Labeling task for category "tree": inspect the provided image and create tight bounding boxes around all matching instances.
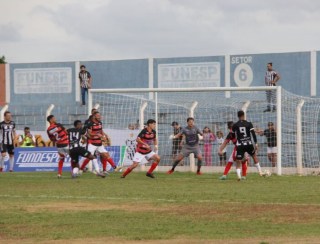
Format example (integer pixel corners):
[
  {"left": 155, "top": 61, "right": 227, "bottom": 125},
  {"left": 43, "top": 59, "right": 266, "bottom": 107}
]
[{"left": 0, "top": 55, "right": 6, "bottom": 64}]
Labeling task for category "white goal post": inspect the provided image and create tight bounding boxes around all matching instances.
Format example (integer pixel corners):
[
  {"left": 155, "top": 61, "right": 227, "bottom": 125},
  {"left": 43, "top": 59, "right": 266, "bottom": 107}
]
[{"left": 88, "top": 86, "right": 320, "bottom": 176}]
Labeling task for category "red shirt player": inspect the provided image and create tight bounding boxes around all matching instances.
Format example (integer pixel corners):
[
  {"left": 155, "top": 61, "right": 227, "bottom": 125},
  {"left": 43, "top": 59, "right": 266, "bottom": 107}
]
[
  {"left": 218, "top": 121, "right": 249, "bottom": 180},
  {"left": 80, "top": 111, "right": 117, "bottom": 177},
  {"left": 47, "top": 115, "right": 69, "bottom": 178},
  {"left": 121, "top": 119, "right": 161, "bottom": 179}
]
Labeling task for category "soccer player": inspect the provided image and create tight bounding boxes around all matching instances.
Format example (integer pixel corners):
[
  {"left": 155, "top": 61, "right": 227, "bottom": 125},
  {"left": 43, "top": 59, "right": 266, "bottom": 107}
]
[
  {"left": 80, "top": 111, "right": 115, "bottom": 175},
  {"left": 0, "top": 111, "right": 16, "bottom": 172},
  {"left": 257, "top": 122, "right": 277, "bottom": 169},
  {"left": 232, "top": 111, "right": 263, "bottom": 180},
  {"left": 47, "top": 115, "right": 69, "bottom": 178},
  {"left": 121, "top": 119, "right": 160, "bottom": 179},
  {"left": 67, "top": 120, "right": 101, "bottom": 178},
  {"left": 80, "top": 110, "right": 118, "bottom": 173},
  {"left": 218, "top": 121, "right": 248, "bottom": 180},
  {"left": 167, "top": 117, "right": 203, "bottom": 175}
]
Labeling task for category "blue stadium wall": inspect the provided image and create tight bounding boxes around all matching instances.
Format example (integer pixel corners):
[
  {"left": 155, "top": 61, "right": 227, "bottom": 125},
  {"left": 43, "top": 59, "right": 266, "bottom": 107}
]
[{"left": 7, "top": 51, "right": 320, "bottom": 106}]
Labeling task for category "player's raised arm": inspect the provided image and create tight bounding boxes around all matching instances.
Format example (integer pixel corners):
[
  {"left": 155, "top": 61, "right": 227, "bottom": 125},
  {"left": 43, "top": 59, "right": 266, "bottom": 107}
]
[{"left": 218, "top": 139, "right": 229, "bottom": 156}]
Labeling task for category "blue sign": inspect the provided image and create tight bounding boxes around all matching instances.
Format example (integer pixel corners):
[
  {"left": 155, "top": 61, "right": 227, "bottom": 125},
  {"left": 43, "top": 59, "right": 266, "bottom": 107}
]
[
  {"left": 11, "top": 146, "right": 123, "bottom": 172},
  {"left": 13, "top": 147, "right": 71, "bottom": 172}
]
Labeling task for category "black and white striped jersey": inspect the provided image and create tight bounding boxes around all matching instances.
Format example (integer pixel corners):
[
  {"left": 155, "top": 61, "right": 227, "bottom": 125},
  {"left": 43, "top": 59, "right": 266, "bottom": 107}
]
[
  {"left": 79, "top": 71, "right": 91, "bottom": 88},
  {"left": 0, "top": 121, "right": 16, "bottom": 145},
  {"left": 67, "top": 128, "right": 86, "bottom": 150},
  {"left": 265, "top": 70, "right": 279, "bottom": 86}
]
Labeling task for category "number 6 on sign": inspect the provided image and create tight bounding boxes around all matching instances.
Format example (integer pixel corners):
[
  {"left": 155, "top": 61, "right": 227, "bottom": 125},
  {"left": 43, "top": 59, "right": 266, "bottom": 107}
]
[{"left": 234, "top": 63, "right": 253, "bottom": 87}]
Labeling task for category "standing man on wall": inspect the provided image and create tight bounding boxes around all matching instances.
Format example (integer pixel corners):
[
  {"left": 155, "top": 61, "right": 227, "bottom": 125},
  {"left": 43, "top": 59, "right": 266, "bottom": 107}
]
[
  {"left": 79, "top": 65, "right": 92, "bottom": 106},
  {"left": 264, "top": 62, "right": 280, "bottom": 112}
]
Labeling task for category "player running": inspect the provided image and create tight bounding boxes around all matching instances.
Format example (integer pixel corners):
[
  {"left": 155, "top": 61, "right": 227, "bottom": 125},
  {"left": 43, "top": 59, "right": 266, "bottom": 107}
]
[
  {"left": 47, "top": 115, "right": 69, "bottom": 178},
  {"left": 167, "top": 117, "right": 203, "bottom": 175},
  {"left": 67, "top": 120, "right": 101, "bottom": 178},
  {"left": 0, "top": 111, "right": 16, "bottom": 172},
  {"left": 218, "top": 121, "right": 248, "bottom": 180},
  {"left": 232, "top": 111, "right": 264, "bottom": 181},
  {"left": 121, "top": 119, "right": 160, "bottom": 179}
]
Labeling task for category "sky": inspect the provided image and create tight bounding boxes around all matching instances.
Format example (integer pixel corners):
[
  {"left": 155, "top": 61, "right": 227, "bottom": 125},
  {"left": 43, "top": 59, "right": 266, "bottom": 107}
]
[{"left": 1, "top": 0, "right": 320, "bottom": 63}]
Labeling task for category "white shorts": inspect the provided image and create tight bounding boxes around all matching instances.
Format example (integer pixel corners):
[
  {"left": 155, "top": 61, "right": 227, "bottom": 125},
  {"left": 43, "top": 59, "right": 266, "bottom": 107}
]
[
  {"left": 57, "top": 146, "right": 69, "bottom": 156},
  {"left": 267, "top": 147, "right": 277, "bottom": 154},
  {"left": 133, "top": 151, "right": 155, "bottom": 164},
  {"left": 87, "top": 144, "right": 108, "bottom": 155}
]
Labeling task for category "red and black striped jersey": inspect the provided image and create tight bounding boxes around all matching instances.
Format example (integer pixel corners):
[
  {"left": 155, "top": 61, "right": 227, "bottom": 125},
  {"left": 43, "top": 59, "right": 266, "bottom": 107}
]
[
  {"left": 47, "top": 123, "right": 69, "bottom": 147},
  {"left": 87, "top": 121, "right": 103, "bottom": 146},
  {"left": 136, "top": 128, "right": 156, "bottom": 154},
  {"left": 225, "top": 130, "right": 237, "bottom": 145}
]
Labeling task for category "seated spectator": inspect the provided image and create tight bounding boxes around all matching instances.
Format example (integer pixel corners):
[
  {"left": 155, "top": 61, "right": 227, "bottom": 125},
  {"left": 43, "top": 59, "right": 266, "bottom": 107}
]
[
  {"left": 35, "top": 135, "right": 46, "bottom": 147},
  {"left": 19, "top": 127, "right": 36, "bottom": 147}
]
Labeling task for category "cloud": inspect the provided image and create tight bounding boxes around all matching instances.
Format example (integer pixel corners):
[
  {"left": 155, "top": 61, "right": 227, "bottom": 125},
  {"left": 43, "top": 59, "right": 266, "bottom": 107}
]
[
  {"left": 1, "top": 0, "right": 320, "bottom": 62},
  {"left": 0, "top": 23, "right": 21, "bottom": 42}
]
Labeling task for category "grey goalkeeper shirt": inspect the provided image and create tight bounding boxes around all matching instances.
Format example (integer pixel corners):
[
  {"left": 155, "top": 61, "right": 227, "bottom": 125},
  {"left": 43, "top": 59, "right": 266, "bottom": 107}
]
[{"left": 181, "top": 126, "right": 202, "bottom": 146}]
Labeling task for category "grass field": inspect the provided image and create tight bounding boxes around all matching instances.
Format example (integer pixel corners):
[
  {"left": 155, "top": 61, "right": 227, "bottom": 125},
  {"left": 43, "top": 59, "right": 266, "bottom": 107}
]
[{"left": 0, "top": 171, "right": 319, "bottom": 243}]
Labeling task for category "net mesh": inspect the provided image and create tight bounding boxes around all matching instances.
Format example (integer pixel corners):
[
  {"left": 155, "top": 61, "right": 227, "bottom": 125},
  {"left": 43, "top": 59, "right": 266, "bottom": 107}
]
[{"left": 90, "top": 88, "right": 320, "bottom": 171}]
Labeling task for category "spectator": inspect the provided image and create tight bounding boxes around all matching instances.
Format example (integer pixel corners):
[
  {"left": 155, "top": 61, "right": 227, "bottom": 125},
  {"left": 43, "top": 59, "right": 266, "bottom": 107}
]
[
  {"left": 79, "top": 65, "right": 92, "bottom": 106},
  {"left": 216, "top": 130, "right": 226, "bottom": 166},
  {"left": 264, "top": 62, "right": 280, "bottom": 112},
  {"left": 202, "top": 126, "right": 216, "bottom": 166},
  {"left": 19, "top": 127, "right": 36, "bottom": 147}
]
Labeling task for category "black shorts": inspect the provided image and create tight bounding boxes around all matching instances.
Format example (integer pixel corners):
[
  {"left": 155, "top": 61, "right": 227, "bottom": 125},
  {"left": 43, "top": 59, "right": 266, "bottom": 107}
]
[
  {"left": 1, "top": 144, "right": 14, "bottom": 155},
  {"left": 69, "top": 147, "right": 91, "bottom": 164},
  {"left": 236, "top": 145, "right": 255, "bottom": 160}
]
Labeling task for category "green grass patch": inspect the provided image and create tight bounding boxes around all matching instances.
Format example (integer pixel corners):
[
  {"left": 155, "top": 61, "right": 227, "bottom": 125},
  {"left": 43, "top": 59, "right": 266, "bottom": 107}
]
[{"left": 0, "top": 171, "right": 319, "bottom": 242}]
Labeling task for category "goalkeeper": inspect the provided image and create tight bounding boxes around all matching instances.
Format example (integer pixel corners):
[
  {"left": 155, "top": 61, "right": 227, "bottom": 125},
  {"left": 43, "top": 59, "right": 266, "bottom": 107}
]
[{"left": 167, "top": 117, "right": 203, "bottom": 175}]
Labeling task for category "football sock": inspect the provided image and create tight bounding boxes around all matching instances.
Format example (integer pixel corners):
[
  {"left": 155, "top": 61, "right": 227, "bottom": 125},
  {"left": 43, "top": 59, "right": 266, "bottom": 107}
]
[
  {"left": 58, "top": 158, "right": 64, "bottom": 175},
  {"left": 223, "top": 162, "right": 233, "bottom": 175},
  {"left": 80, "top": 158, "right": 90, "bottom": 170},
  {"left": 107, "top": 157, "right": 116, "bottom": 168},
  {"left": 255, "top": 162, "right": 262, "bottom": 174},
  {"left": 236, "top": 168, "right": 241, "bottom": 179},
  {"left": 101, "top": 158, "right": 107, "bottom": 171},
  {"left": 9, "top": 157, "right": 14, "bottom": 170},
  {"left": 148, "top": 162, "right": 158, "bottom": 174},
  {"left": 171, "top": 159, "right": 181, "bottom": 171},
  {"left": 92, "top": 159, "right": 100, "bottom": 173},
  {"left": 197, "top": 159, "right": 202, "bottom": 172},
  {"left": 122, "top": 168, "right": 132, "bottom": 177},
  {"left": 242, "top": 162, "right": 247, "bottom": 176}
]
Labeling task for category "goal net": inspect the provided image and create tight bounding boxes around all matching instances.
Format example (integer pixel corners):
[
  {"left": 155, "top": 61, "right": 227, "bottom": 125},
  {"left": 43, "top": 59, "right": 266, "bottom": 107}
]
[{"left": 88, "top": 87, "right": 320, "bottom": 175}]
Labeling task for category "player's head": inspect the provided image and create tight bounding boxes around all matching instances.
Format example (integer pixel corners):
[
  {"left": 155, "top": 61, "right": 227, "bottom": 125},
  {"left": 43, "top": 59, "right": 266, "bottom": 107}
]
[
  {"left": 4, "top": 111, "right": 11, "bottom": 121},
  {"left": 74, "top": 120, "right": 82, "bottom": 129},
  {"left": 93, "top": 111, "right": 101, "bottom": 121},
  {"left": 80, "top": 65, "right": 86, "bottom": 71},
  {"left": 171, "top": 121, "right": 179, "bottom": 129},
  {"left": 147, "top": 119, "right": 156, "bottom": 129},
  {"left": 227, "top": 121, "right": 234, "bottom": 129},
  {"left": 237, "top": 110, "right": 245, "bottom": 119},
  {"left": 47, "top": 115, "right": 55, "bottom": 124},
  {"left": 267, "top": 62, "right": 273, "bottom": 71},
  {"left": 91, "top": 108, "right": 98, "bottom": 115},
  {"left": 187, "top": 117, "right": 194, "bottom": 127}
]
